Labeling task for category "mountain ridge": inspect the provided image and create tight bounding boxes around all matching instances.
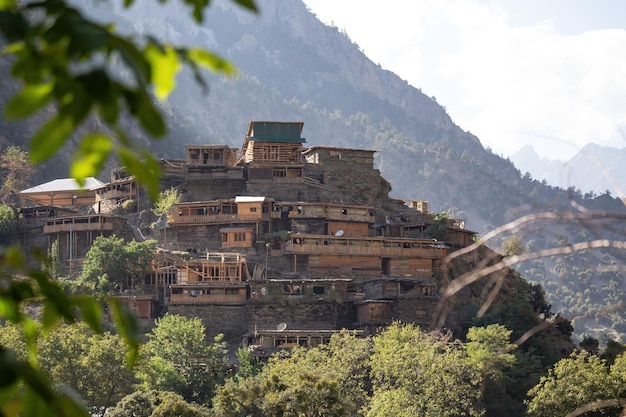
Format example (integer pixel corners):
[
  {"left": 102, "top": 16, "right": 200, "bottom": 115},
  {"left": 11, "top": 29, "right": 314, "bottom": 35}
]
[{"left": 511, "top": 143, "right": 626, "bottom": 196}]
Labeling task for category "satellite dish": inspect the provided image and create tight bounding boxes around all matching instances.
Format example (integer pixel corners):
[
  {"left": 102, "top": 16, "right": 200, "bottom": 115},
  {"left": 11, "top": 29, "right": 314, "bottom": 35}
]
[
  {"left": 335, "top": 230, "right": 344, "bottom": 237},
  {"left": 276, "top": 323, "right": 287, "bottom": 332}
]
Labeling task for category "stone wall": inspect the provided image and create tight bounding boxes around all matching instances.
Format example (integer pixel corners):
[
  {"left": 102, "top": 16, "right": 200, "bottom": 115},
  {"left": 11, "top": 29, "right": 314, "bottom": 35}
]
[
  {"left": 167, "top": 304, "right": 249, "bottom": 344},
  {"left": 248, "top": 300, "right": 354, "bottom": 331}
]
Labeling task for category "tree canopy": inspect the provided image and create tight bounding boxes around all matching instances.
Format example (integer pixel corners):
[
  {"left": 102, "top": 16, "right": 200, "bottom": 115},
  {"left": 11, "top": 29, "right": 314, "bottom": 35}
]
[
  {"left": 80, "top": 235, "right": 156, "bottom": 294},
  {"left": 137, "top": 314, "right": 229, "bottom": 405}
]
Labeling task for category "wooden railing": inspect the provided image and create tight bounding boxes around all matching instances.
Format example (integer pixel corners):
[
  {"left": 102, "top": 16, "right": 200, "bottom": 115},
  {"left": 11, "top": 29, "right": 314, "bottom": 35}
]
[
  {"left": 270, "top": 209, "right": 374, "bottom": 223},
  {"left": 283, "top": 235, "right": 448, "bottom": 258},
  {"left": 43, "top": 216, "right": 115, "bottom": 233},
  {"left": 170, "top": 213, "right": 270, "bottom": 225}
]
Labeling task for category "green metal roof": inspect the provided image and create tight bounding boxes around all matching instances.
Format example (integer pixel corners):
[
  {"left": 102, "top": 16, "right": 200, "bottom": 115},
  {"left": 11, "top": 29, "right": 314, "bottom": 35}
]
[{"left": 246, "top": 121, "right": 306, "bottom": 143}]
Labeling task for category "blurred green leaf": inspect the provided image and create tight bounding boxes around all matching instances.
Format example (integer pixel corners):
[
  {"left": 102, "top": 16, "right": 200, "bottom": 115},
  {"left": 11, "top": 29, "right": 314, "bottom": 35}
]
[
  {"left": 95, "top": 82, "right": 120, "bottom": 124},
  {"left": 146, "top": 44, "right": 181, "bottom": 100},
  {"left": 22, "top": 318, "right": 39, "bottom": 363},
  {"left": 73, "top": 296, "right": 103, "bottom": 334},
  {"left": 70, "top": 133, "right": 113, "bottom": 179},
  {"left": 29, "top": 115, "right": 75, "bottom": 163},
  {"left": 232, "top": 0, "right": 258, "bottom": 12},
  {"left": 109, "top": 35, "right": 151, "bottom": 88},
  {"left": 4, "top": 246, "right": 25, "bottom": 269},
  {"left": 0, "top": 10, "right": 28, "bottom": 42},
  {"left": 0, "top": 299, "right": 20, "bottom": 323},
  {"left": 117, "top": 147, "right": 162, "bottom": 201},
  {"left": 0, "top": 348, "right": 20, "bottom": 389},
  {"left": 188, "top": 48, "right": 237, "bottom": 74},
  {"left": 30, "top": 270, "right": 74, "bottom": 327},
  {"left": 5, "top": 83, "right": 54, "bottom": 120},
  {"left": 108, "top": 298, "right": 140, "bottom": 366},
  {"left": 135, "top": 91, "right": 166, "bottom": 136},
  {"left": 56, "top": 14, "right": 109, "bottom": 57}
]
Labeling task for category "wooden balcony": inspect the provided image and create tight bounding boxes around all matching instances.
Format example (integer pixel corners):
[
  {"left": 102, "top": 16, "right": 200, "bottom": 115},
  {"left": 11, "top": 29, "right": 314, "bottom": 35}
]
[
  {"left": 283, "top": 234, "right": 449, "bottom": 258},
  {"left": 270, "top": 203, "right": 375, "bottom": 223},
  {"left": 170, "top": 212, "right": 270, "bottom": 225},
  {"left": 43, "top": 215, "right": 115, "bottom": 233}
]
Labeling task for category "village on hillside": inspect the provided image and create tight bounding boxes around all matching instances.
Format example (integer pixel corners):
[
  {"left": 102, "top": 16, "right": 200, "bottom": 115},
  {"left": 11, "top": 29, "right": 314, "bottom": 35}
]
[{"left": 18, "top": 121, "right": 479, "bottom": 353}]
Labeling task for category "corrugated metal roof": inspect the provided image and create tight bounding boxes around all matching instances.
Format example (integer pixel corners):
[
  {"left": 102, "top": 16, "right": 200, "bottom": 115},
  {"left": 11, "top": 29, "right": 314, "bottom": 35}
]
[
  {"left": 235, "top": 196, "right": 266, "bottom": 203},
  {"left": 20, "top": 177, "right": 104, "bottom": 194}
]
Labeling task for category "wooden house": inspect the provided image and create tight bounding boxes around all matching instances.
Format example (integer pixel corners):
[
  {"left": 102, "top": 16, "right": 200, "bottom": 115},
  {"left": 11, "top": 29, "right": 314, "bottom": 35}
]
[
  {"left": 93, "top": 176, "right": 139, "bottom": 214},
  {"left": 302, "top": 146, "right": 376, "bottom": 169},
  {"left": 169, "top": 253, "right": 250, "bottom": 305},
  {"left": 220, "top": 227, "right": 254, "bottom": 248},
  {"left": 186, "top": 145, "right": 235, "bottom": 167},
  {"left": 238, "top": 121, "right": 306, "bottom": 182},
  {"left": 281, "top": 234, "right": 447, "bottom": 276},
  {"left": 114, "top": 295, "right": 159, "bottom": 319},
  {"left": 249, "top": 278, "right": 351, "bottom": 302},
  {"left": 20, "top": 177, "right": 104, "bottom": 209},
  {"left": 270, "top": 201, "right": 375, "bottom": 236},
  {"left": 43, "top": 214, "right": 126, "bottom": 259},
  {"left": 247, "top": 329, "right": 363, "bottom": 357},
  {"left": 171, "top": 197, "right": 272, "bottom": 225}
]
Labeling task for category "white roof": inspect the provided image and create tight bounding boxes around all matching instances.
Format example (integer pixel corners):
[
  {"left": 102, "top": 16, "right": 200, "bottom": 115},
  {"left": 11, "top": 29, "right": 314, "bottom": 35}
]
[
  {"left": 234, "top": 196, "right": 266, "bottom": 203},
  {"left": 20, "top": 177, "right": 105, "bottom": 194}
]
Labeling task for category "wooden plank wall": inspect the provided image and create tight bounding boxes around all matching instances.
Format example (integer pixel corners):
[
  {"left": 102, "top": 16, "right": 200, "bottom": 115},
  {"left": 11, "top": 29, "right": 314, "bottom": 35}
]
[
  {"left": 388, "top": 258, "right": 433, "bottom": 277},
  {"left": 309, "top": 254, "right": 381, "bottom": 274}
]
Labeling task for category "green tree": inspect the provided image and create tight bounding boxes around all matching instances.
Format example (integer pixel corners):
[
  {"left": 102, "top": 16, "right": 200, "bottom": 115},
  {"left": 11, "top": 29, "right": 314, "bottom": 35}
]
[
  {"left": 213, "top": 330, "right": 371, "bottom": 417},
  {"left": 366, "top": 322, "right": 483, "bottom": 417},
  {"left": 137, "top": 314, "right": 228, "bottom": 405},
  {"left": 500, "top": 235, "right": 527, "bottom": 257},
  {"left": 526, "top": 350, "right": 620, "bottom": 417},
  {"left": 1, "top": 322, "right": 136, "bottom": 416},
  {"left": 466, "top": 324, "right": 516, "bottom": 394},
  {"left": 233, "top": 347, "right": 262, "bottom": 380},
  {"left": 0, "top": 146, "right": 34, "bottom": 203},
  {"left": 106, "top": 390, "right": 213, "bottom": 417},
  {"left": 41, "top": 240, "right": 64, "bottom": 280},
  {"left": 38, "top": 324, "right": 137, "bottom": 416},
  {"left": 152, "top": 187, "right": 181, "bottom": 218},
  {"left": 81, "top": 235, "right": 156, "bottom": 293},
  {"left": 0, "top": 204, "right": 18, "bottom": 245}
]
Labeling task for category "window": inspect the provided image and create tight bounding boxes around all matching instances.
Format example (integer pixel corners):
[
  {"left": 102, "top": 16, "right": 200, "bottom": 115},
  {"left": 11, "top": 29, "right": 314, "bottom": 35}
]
[
  {"left": 421, "top": 286, "right": 435, "bottom": 296},
  {"left": 222, "top": 234, "right": 228, "bottom": 242},
  {"left": 313, "top": 286, "right": 325, "bottom": 295},
  {"left": 250, "top": 207, "right": 257, "bottom": 212},
  {"left": 234, "top": 232, "right": 246, "bottom": 241},
  {"left": 273, "top": 168, "right": 286, "bottom": 178}
]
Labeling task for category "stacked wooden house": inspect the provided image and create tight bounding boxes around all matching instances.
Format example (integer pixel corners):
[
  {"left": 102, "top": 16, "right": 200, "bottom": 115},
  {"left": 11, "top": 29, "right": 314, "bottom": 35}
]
[{"left": 19, "top": 121, "right": 477, "bottom": 352}]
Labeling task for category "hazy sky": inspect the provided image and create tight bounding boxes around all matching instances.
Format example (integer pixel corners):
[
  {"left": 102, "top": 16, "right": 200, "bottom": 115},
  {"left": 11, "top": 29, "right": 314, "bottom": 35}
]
[{"left": 302, "top": 0, "right": 626, "bottom": 160}]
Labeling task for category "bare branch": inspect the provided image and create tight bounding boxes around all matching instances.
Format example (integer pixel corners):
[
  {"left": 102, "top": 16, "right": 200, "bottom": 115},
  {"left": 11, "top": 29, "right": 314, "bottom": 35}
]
[{"left": 564, "top": 398, "right": 626, "bottom": 417}]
